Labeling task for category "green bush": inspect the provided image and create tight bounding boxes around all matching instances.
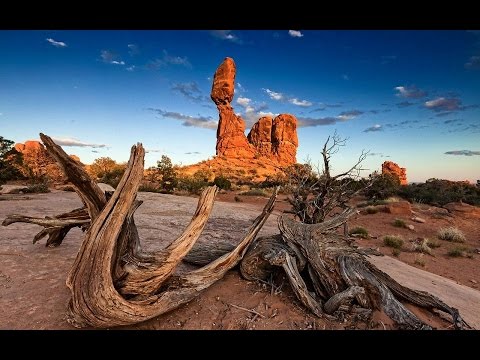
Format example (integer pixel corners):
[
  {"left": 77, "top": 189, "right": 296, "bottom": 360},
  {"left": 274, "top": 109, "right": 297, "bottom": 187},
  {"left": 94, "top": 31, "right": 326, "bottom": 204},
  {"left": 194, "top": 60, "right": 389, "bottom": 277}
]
[
  {"left": 398, "top": 178, "right": 480, "bottom": 207},
  {"left": 240, "top": 188, "right": 269, "bottom": 197},
  {"left": 447, "top": 246, "right": 467, "bottom": 257},
  {"left": 349, "top": 226, "right": 369, "bottom": 238},
  {"left": 213, "top": 176, "right": 231, "bottom": 190},
  {"left": 392, "top": 219, "right": 407, "bottom": 228},
  {"left": 365, "top": 173, "right": 401, "bottom": 200},
  {"left": 177, "top": 175, "right": 208, "bottom": 195},
  {"left": 383, "top": 235, "right": 404, "bottom": 249},
  {"left": 392, "top": 248, "right": 401, "bottom": 257},
  {"left": 22, "top": 183, "right": 50, "bottom": 194},
  {"left": 437, "top": 227, "right": 466, "bottom": 243}
]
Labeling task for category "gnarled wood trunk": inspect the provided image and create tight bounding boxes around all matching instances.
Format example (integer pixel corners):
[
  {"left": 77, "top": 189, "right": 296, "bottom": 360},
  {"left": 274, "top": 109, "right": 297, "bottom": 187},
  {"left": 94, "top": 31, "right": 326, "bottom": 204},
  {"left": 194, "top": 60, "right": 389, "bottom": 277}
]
[{"left": 3, "top": 133, "right": 277, "bottom": 328}]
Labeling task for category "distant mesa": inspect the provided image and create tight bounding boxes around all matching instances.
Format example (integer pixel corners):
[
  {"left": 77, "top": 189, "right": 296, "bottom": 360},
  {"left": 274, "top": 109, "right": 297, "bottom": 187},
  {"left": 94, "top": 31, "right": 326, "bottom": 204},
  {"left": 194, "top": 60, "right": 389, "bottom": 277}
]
[
  {"left": 382, "top": 161, "right": 407, "bottom": 185},
  {"left": 14, "top": 140, "right": 82, "bottom": 164},
  {"left": 211, "top": 57, "right": 298, "bottom": 166}
]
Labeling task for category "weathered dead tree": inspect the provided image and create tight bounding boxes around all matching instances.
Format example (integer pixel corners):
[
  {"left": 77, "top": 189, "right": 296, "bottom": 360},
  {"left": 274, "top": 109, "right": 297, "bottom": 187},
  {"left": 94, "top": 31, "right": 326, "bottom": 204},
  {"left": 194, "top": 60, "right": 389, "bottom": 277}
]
[
  {"left": 186, "top": 210, "right": 467, "bottom": 329},
  {"left": 3, "top": 133, "right": 276, "bottom": 328},
  {"left": 3, "top": 134, "right": 468, "bottom": 330}
]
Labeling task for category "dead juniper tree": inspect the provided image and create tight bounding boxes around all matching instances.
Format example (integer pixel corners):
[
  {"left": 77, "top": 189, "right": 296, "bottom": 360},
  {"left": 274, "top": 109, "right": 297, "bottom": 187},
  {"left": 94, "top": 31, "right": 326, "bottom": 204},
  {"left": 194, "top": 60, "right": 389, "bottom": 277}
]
[
  {"left": 284, "top": 132, "right": 371, "bottom": 240},
  {"left": 3, "top": 134, "right": 467, "bottom": 329}
]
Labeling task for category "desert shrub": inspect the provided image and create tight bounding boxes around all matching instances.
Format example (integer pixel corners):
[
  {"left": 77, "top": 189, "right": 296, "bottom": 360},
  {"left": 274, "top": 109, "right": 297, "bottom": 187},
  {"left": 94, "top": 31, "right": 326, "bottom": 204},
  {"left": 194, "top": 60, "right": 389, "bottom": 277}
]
[
  {"left": 22, "top": 182, "right": 50, "bottom": 193},
  {"left": 0, "top": 137, "right": 26, "bottom": 185},
  {"left": 260, "top": 173, "right": 287, "bottom": 188},
  {"left": 411, "top": 238, "right": 432, "bottom": 255},
  {"left": 447, "top": 246, "right": 467, "bottom": 257},
  {"left": 392, "top": 249, "right": 401, "bottom": 257},
  {"left": 398, "top": 178, "right": 480, "bottom": 207},
  {"left": 393, "top": 219, "right": 407, "bottom": 228},
  {"left": 349, "top": 226, "right": 369, "bottom": 238},
  {"left": 383, "top": 235, "right": 404, "bottom": 249},
  {"left": 437, "top": 227, "right": 466, "bottom": 243},
  {"left": 240, "top": 188, "right": 269, "bottom": 197},
  {"left": 177, "top": 175, "right": 208, "bottom": 195},
  {"left": 414, "top": 255, "right": 426, "bottom": 267},
  {"left": 364, "top": 173, "right": 401, "bottom": 200},
  {"left": 234, "top": 195, "right": 242, "bottom": 202},
  {"left": 426, "top": 239, "right": 441, "bottom": 249},
  {"left": 365, "top": 206, "right": 379, "bottom": 214},
  {"left": 213, "top": 176, "right": 231, "bottom": 190},
  {"left": 138, "top": 184, "right": 162, "bottom": 193}
]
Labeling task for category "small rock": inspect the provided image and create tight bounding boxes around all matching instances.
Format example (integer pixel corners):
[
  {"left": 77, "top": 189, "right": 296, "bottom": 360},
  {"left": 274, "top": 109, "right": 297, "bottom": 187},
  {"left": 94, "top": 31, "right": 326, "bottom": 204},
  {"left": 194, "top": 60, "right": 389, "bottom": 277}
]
[
  {"left": 471, "top": 279, "right": 477, "bottom": 284},
  {"left": 407, "top": 224, "right": 415, "bottom": 231},
  {"left": 411, "top": 216, "right": 426, "bottom": 223},
  {"left": 216, "top": 296, "right": 220, "bottom": 301}
]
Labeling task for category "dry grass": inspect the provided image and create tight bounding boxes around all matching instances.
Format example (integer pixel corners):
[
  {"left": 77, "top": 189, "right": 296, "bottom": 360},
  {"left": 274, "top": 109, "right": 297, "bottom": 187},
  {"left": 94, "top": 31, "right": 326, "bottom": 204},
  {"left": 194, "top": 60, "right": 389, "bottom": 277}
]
[
  {"left": 383, "top": 235, "right": 404, "bottom": 249},
  {"left": 349, "top": 226, "right": 369, "bottom": 239},
  {"left": 414, "top": 254, "right": 426, "bottom": 267},
  {"left": 365, "top": 206, "right": 379, "bottom": 214},
  {"left": 437, "top": 227, "right": 466, "bottom": 243},
  {"left": 393, "top": 219, "right": 407, "bottom": 228},
  {"left": 411, "top": 238, "right": 432, "bottom": 255}
]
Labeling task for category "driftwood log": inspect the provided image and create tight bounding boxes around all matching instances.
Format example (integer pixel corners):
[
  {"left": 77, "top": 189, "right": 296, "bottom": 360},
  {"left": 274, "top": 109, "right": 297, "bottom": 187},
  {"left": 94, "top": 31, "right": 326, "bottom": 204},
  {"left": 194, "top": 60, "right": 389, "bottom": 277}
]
[{"left": 2, "top": 134, "right": 467, "bottom": 330}]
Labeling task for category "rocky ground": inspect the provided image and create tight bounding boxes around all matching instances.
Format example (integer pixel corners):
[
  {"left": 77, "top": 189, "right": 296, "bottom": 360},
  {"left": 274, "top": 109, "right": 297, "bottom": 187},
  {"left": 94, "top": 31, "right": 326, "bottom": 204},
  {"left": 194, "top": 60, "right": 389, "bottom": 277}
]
[{"left": 0, "top": 188, "right": 479, "bottom": 330}]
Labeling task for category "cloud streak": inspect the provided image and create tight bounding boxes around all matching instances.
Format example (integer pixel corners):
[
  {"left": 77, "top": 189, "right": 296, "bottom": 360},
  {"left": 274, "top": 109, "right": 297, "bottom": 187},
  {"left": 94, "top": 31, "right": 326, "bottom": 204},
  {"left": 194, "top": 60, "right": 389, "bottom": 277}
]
[
  {"left": 148, "top": 108, "right": 217, "bottom": 129},
  {"left": 288, "top": 30, "right": 304, "bottom": 38},
  {"left": 263, "top": 88, "right": 312, "bottom": 107},
  {"left": 147, "top": 50, "right": 191, "bottom": 69},
  {"left": 444, "top": 150, "right": 480, "bottom": 156},
  {"left": 363, "top": 124, "right": 383, "bottom": 132},
  {"left": 394, "top": 85, "right": 427, "bottom": 99},
  {"left": 337, "top": 110, "right": 363, "bottom": 121},
  {"left": 424, "top": 97, "right": 462, "bottom": 112},
  {"left": 50, "top": 137, "right": 106, "bottom": 148},
  {"left": 100, "top": 50, "right": 125, "bottom": 65},
  {"left": 465, "top": 55, "right": 480, "bottom": 69},
  {"left": 210, "top": 30, "right": 242, "bottom": 44},
  {"left": 46, "top": 38, "right": 67, "bottom": 48},
  {"left": 171, "top": 82, "right": 208, "bottom": 103}
]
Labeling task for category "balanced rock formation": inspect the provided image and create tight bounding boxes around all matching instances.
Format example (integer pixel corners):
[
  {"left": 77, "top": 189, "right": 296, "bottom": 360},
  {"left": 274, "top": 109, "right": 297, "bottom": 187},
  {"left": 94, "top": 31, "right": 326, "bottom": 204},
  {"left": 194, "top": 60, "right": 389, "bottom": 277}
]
[
  {"left": 382, "top": 161, "right": 407, "bottom": 185},
  {"left": 211, "top": 58, "right": 255, "bottom": 159},
  {"left": 211, "top": 57, "right": 298, "bottom": 166}
]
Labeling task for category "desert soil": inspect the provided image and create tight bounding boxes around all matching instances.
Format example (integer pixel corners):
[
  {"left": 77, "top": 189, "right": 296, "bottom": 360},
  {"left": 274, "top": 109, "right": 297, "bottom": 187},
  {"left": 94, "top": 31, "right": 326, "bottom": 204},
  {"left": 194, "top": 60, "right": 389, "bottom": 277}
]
[{"left": 0, "top": 189, "right": 479, "bottom": 330}]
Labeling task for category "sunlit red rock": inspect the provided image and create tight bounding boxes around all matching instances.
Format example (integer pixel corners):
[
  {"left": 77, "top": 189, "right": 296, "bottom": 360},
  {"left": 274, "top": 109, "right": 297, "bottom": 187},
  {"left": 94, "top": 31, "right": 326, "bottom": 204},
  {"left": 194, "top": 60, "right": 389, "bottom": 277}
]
[{"left": 382, "top": 161, "right": 407, "bottom": 185}]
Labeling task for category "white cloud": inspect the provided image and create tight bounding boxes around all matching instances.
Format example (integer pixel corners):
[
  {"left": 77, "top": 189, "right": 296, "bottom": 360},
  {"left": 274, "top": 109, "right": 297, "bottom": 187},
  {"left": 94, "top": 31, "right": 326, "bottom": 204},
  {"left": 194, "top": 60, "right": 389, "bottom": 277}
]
[
  {"left": 50, "top": 137, "right": 106, "bottom": 148},
  {"left": 394, "top": 85, "right": 426, "bottom": 99},
  {"left": 100, "top": 50, "right": 125, "bottom": 65},
  {"left": 46, "top": 38, "right": 67, "bottom": 48},
  {"left": 342, "top": 74, "right": 349, "bottom": 80},
  {"left": 126, "top": 65, "right": 136, "bottom": 72},
  {"left": 289, "top": 98, "right": 313, "bottom": 107},
  {"left": 210, "top": 30, "right": 242, "bottom": 44},
  {"left": 425, "top": 97, "right": 462, "bottom": 111},
  {"left": 236, "top": 97, "right": 251, "bottom": 108},
  {"left": 263, "top": 88, "right": 284, "bottom": 101},
  {"left": 288, "top": 30, "right": 304, "bottom": 38}
]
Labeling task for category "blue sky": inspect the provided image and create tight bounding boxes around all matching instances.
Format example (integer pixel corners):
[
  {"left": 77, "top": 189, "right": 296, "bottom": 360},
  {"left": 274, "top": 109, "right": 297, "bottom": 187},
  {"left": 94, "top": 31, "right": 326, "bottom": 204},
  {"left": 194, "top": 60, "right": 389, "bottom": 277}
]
[{"left": 0, "top": 30, "right": 479, "bottom": 182}]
